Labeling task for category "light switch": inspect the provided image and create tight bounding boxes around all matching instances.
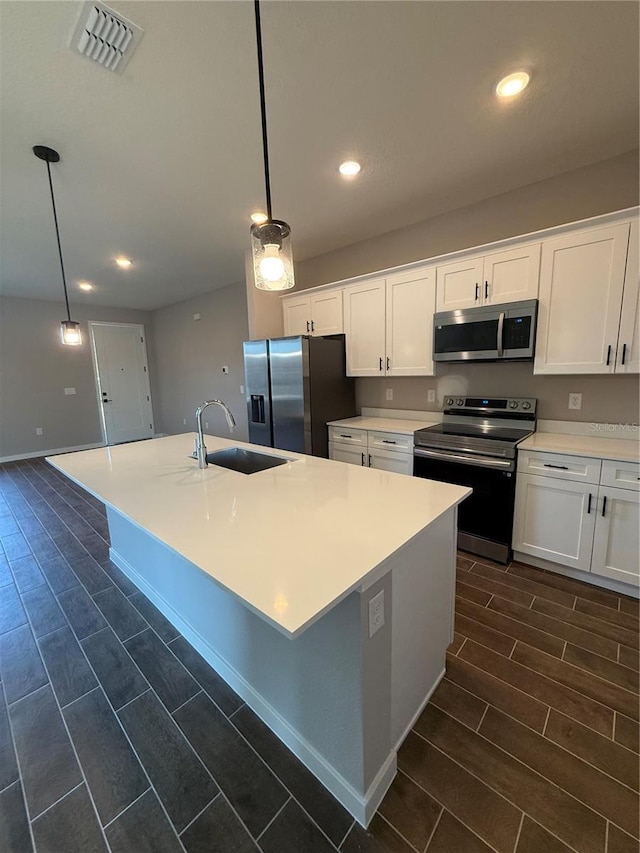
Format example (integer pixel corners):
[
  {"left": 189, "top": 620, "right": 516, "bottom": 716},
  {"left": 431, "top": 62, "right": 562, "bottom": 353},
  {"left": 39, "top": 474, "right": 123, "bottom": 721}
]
[{"left": 64, "top": 387, "right": 76, "bottom": 395}]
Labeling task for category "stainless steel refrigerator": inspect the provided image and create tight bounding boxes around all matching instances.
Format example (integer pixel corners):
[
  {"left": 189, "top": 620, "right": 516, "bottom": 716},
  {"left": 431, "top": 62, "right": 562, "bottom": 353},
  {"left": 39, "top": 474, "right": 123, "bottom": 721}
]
[{"left": 243, "top": 335, "right": 356, "bottom": 458}]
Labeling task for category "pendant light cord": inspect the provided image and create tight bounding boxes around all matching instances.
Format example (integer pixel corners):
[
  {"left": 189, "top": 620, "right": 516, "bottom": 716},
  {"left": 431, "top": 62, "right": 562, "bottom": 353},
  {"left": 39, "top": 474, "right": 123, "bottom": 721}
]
[
  {"left": 44, "top": 158, "right": 72, "bottom": 323},
  {"left": 254, "top": 0, "right": 273, "bottom": 222}
]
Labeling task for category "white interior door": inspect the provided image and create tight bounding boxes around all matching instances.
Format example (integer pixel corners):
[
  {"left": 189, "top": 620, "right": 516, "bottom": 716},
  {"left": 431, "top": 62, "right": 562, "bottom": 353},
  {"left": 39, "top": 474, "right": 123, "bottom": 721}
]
[{"left": 90, "top": 322, "right": 154, "bottom": 445}]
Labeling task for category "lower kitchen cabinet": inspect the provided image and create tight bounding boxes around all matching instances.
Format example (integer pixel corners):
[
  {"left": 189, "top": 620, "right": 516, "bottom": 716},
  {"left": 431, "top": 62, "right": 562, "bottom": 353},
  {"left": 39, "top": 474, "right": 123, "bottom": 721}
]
[
  {"left": 591, "top": 486, "right": 640, "bottom": 586},
  {"left": 513, "top": 452, "right": 639, "bottom": 588},
  {"left": 328, "top": 426, "right": 414, "bottom": 475}
]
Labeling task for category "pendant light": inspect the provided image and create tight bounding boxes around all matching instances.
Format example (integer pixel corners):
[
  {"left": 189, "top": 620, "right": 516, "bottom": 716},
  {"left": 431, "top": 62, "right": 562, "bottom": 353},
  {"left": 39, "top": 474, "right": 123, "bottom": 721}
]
[
  {"left": 250, "top": 0, "right": 295, "bottom": 291},
  {"left": 33, "top": 145, "right": 82, "bottom": 346}
]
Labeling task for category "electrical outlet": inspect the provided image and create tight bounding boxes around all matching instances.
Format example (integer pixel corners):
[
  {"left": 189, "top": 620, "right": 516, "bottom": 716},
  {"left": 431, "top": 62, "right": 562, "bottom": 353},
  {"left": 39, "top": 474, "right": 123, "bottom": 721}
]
[
  {"left": 64, "top": 387, "right": 76, "bottom": 396},
  {"left": 204, "top": 421, "right": 209, "bottom": 430},
  {"left": 222, "top": 366, "right": 229, "bottom": 374},
  {"left": 427, "top": 390, "right": 436, "bottom": 404},
  {"left": 35, "top": 427, "right": 43, "bottom": 436},
  {"left": 385, "top": 388, "right": 393, "bottom": 401},
  {"left": 240, "top": 385, "right": 245, "bottom": 395},
  {"left": 183, "top": 418, "right": 187, "bottom": 426},
  {"left": 568, "top": 392, "right": 582, "bottom": 410},
  {"left": 193, "top": 313, "right": 201, "bottom": 321},
  {"left": 369, "top": 590, "right": 385, "bottom": 637}
]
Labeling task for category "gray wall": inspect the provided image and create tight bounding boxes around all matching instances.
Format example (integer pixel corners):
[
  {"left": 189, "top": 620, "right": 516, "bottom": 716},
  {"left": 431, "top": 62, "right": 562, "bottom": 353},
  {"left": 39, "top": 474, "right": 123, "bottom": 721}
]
[
  {"left": 151, "top": 281, "right": 249, "bottom": 441},
  {"left": 294, "top": 151, "right": 640, "bottom": 425},
  {"left": 0, "top": 296, "right": 157, "bottom": 459}
]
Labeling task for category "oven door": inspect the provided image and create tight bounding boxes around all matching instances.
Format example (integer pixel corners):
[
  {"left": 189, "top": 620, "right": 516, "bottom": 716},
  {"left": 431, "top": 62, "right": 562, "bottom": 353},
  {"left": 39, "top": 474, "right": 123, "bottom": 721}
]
[{"left": 414, "top": 447, "right": 516, "bottom": 562}]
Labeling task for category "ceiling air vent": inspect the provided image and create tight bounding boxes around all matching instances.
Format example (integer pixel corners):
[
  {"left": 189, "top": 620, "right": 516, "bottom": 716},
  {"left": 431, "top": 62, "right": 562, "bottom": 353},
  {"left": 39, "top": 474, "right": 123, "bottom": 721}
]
[{"left": 71, "top": 1, "right": 143, "bottom": 73}]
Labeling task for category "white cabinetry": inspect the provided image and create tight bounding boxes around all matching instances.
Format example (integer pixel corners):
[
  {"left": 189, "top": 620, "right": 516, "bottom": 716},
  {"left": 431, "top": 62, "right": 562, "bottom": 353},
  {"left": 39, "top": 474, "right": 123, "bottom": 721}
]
[
  {"left": 616, "top": 220, "right": 639, "bottom": 374},
  {"left": 282, "top": 289, "right": 343, "bottom": 337},
  {"left": 436, "top": 244, "right": 540, "bottom": 312},
  {"left": 534, "top": 223, "right": 632, "bottom": 374},
  {"left": 514, "top": 453, "right": 639, "bottom": 588},
  {"left": 328, "top": 426, "right": 414, "bottom": 476},
  {"left": 343, "top": 267, "right": 435, "bottom": 377}
]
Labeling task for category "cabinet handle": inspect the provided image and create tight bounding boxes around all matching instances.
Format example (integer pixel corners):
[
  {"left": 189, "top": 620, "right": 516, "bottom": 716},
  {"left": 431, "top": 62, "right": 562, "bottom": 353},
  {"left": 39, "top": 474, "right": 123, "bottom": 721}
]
[
  {"left": 368, "top": 454, "right": 372, "bottom": 467},
  {"left": 587, "top": 493, "right": 592, "bottom": 514},
  {"left": 379, "top": 357, "right": 383, "bottom": 371},
  {"left": 601, "top": 495, "right": 607, "bottom": 517},
  {"left": 475, "top": 283, "right": 480, "bottom": 301},
  {"left": 339, "top": 434, "right": 352, "bottom": 439},
  {"left": 621, "top": 343, "right": 627, "bottom": 365},
  {"left": 386, "top": 356, "right": 390, "bottom": 371},
  {"left": 484, "top": 281, "right": 489, "bottom": 299},
  {"left": 606, "top": 344, "right": 612, "bottom": 366},
  {"left": 382, "top": 440, "right": 397, "bottom": 444},
  {"left": 543, "top": 463, "right": 569, "bottom": 470},
  {"left": 306, "top": 321, "right": 310, "bottom": 333},
  {"left": 361, "top": 452, "right": 365, "bottom": 466},
  {"left": 311, "top": 320, "right": 315, "bottom": 333}
]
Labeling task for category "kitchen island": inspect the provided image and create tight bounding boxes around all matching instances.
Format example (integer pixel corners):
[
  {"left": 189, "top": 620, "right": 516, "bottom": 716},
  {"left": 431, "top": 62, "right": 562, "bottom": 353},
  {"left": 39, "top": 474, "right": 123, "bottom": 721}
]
[{"left": 48, "top": 433, "right": 470, "bottom": 826}]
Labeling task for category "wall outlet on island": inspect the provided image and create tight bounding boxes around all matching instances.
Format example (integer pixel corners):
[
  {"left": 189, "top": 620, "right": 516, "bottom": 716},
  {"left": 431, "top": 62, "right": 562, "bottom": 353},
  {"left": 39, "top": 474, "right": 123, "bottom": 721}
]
[
  {"left": 369, "top": 590, "right": 385, "bottom": 638},
  {"left": 35, "top": 428, "right": 43, "bottom": 436},
  {"left": 568, "top": 392, "right": 583, "bottom": 410},
  {"left": 183, "top": 418, "right": 187, "bottom": 426},
  {"left": 385, "top": 388, "right": 393, "bottom": 401},
  {"left": 427, "top": 390, "right": 436, "bottom": 404}
]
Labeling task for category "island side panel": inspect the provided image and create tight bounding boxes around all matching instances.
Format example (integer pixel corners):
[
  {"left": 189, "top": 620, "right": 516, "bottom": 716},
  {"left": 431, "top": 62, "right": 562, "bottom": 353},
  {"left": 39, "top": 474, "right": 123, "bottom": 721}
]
[
  {"left": 106, "top": 507, "right": 395, "bottom": 823},
  {"left": 390, "top": 508, "right": 456, "bottom": 748}
]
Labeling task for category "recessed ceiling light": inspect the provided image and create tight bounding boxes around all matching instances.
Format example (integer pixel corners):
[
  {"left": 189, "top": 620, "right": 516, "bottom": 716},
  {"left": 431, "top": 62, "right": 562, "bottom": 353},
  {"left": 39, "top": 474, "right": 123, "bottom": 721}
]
[
  {"left": 339, "top": 161, "right": 361, "bottom": 177},
  {"left": 496, "top": 71, "right": 530, "bottom": 98},
  {"left": 251, "top": 212, "right": 268, "bottom": 224},
  {"left": 78, "top": 282, "right": 93, "bottom": 291},
  {"left": 115, "top": 256, "right": 132, "bottom": 268}
]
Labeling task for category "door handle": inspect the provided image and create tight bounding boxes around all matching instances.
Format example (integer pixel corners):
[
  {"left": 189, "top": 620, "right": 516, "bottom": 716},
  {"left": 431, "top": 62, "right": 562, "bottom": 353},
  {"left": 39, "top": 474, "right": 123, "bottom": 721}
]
[
  {"left": 368, "top": 454, "right": 372, "bottom": 467},
  {"left": 311, "top": 320, "right": 315, "bottom": 333},
  {"left": 475, "top": 283, "right": 480, "bottom": 301},
  {"left": 497, "top": 312, "right": 505, "bottom": 357},
  {"left": 587, "top": 493, "right": 592, "bottom": 514},
  {"left": 386, "top": 356, "right": 390, "bottom": 371},
  {"left": 606, "top": 344, "right": 612, "bottom": 366},
  {"left": 361, "top": 452, "right": 365, "bottom": 466},
  {"left": 602, "top": 495, "right": 607, "bottom": 517},
  {"left": 621, "top": 343, "right": 627, "bottom": 365},
  {"left": 379, "top": 357, "right": 383, "bottom": 372},
  {"left": 484, "top": 281, "right": 489, "bottom": 299},
  {"left": 306, "top": 321, "right": 310, "bottom": 333}
]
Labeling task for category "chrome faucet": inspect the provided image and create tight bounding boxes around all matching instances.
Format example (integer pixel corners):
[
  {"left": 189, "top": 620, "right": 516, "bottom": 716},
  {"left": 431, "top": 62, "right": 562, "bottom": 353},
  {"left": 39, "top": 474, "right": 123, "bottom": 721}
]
[{"left": 194, "top": 400, "right": 236, "bottom": 468}]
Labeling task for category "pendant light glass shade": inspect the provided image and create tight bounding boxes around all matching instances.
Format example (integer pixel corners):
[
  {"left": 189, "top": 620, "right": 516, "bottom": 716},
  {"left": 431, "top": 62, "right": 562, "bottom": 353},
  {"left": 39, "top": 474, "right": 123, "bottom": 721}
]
[
  {"left": 60, "top": 320, "right": 82, "bottom": 346},
  {"left": 250, "top": 220, "right": 294, "bottom": 291}
]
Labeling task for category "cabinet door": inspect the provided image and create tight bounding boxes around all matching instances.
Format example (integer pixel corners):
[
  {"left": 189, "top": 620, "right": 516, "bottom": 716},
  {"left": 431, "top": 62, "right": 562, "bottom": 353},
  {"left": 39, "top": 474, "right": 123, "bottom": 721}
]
[
  {"left": 283, "top": 295, "right": 311, "bottom": 336},
  {"left": 591, "top": 487, "right": 640, "bottom": 587},
  {"left": 436, "top": 256, "right": 484, "bottom": 312},
  {"left": 513, "top": 474, "right": 597, "bottom": 571},
  {"left": 534, "top": 224, "right": 630, "bottom": 375},
  {"left": 616, "top": 220, "right": 639, "bottom": 374},
  {"left": 343, "top": 279, "right": 386, "bottom": 376},
  {"left": 368, "top": 449, "right": 413, "bottom": 476},
  {"left": 386, "top": 267, "right": 435, "bottom": 376},
  {"left": 482, "top": 243, "right": 540, "bottom": 305},
  {"left": 310, "top": 290, "right": 343, "bottom": 336},
  {"left": 329, "top": 441, "right": 365, "bottom": 467}
]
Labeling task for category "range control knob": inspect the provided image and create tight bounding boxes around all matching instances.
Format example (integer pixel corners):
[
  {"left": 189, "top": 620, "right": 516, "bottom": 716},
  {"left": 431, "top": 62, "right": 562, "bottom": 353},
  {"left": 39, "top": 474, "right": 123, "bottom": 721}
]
[
  {"left": 509, "top": 401, "right": 519, "bottom": 409},
  {"left": 456, "top": 398, "right": 464, "bottom": 406},
  {"left": 445, "top": 397, "right": 454, "bottom": 406},
  {"left": 522, "top": 401, "right": 531, "bottom": 410}
]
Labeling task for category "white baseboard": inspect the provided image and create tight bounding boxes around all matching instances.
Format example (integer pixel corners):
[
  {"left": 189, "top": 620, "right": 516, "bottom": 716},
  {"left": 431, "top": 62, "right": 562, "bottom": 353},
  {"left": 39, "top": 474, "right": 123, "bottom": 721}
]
[
  {"left": 0, "top": 442, "right": 104, "bottom": 464},
  {"left": 513, "top": 551, "right": 639, "bottom": 599},
  {"left": 109, "top": 547, "right": 393, "bottom": 826}
]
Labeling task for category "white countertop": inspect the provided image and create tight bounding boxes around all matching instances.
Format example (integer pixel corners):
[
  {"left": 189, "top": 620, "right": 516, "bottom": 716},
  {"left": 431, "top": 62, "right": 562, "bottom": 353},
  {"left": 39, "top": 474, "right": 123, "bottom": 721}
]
[
  {"left": 327, "top": 416, "right": 437, "bottom": 434},
  {"left": 48, "top": 434, "right": 469, "bottom": 637},
  {"left": 519, "top": 432, "right": 639, "bottom": 463}
]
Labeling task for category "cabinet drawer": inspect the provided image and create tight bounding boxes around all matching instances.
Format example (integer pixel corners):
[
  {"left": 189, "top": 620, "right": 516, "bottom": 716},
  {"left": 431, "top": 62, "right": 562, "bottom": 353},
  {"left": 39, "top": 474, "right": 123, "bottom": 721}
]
[
  {"left": 368, "top": 431, "right": 414, "bottom": 452},
  {"left": 518, "top": 450, "right": 601, "bottom": 484},
  {"left": 328, "top": 426, "right": 366, "bottom": 446},
  {"left": 600, "top": 459, "right": 640, "bottom": 491}
]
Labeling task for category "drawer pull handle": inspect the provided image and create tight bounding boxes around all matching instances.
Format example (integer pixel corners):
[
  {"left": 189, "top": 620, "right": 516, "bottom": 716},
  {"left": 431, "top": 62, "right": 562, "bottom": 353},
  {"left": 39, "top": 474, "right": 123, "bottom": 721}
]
[
  {"left": 369, "top": 454, "right": 372, "bottom": 466},
  {"left": 361, "top": 452, "right": 365, "bottom": 466},
  {"left": 339, "top": 434, "right": 352, "bottom": 439},
  {"left": 606, "top": 344, "right": 612, "bottom": 366},
  {"left": 587, "top": 493, "right": 592, "bottom": 514},
  {"left": 602, "top": 496, "right": 607, "bottom": 517},
  {"left": 543, "top": 463, "right": 569, "bottom": 470},
  {"left": 382, "top": 440, "right": 397, "bottom": 444},
  {"left": 379, "top": 357, "right": 383, "bottom": 371}
]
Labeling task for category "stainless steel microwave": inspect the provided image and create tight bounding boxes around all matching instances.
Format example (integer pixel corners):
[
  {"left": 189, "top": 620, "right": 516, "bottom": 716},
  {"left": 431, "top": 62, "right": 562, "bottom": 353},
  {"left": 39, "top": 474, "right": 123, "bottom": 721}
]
[{"left": 433, "top": 299, "right": 538, "bottom": 362}]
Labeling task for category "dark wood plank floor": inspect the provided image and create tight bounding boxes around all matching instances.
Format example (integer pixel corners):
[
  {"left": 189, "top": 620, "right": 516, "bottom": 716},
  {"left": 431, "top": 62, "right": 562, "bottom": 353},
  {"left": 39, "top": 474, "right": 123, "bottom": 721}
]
[{"left": 0, "top": 458, "right": 638, "bottom": 853}]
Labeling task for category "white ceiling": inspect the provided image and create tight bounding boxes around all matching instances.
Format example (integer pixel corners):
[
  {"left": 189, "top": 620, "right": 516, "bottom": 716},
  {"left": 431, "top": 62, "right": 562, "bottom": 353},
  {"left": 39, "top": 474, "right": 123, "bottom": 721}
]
[{"left": 1, "top": 1, "right": 638, "bottom": 311}]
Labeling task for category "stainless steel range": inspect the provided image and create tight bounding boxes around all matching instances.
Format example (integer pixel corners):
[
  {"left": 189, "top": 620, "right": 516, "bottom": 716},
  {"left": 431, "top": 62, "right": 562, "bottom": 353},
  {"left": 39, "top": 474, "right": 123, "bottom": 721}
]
[{"left": 413, "top": 396, "right": 537, "bottom": 563}]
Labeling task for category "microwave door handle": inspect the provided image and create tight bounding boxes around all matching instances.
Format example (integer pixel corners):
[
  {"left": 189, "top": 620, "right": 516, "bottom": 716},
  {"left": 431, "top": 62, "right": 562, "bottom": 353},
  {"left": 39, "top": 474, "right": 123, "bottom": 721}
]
[{"left": 497, "top": 311, "right": 505, "bottom": 357}]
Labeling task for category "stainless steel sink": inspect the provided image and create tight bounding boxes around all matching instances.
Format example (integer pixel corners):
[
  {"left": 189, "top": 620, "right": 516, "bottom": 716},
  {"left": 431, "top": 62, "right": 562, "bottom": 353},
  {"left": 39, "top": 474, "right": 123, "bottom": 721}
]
[{"left": 205, "top": 447, "right": 290, "bottom": 475}]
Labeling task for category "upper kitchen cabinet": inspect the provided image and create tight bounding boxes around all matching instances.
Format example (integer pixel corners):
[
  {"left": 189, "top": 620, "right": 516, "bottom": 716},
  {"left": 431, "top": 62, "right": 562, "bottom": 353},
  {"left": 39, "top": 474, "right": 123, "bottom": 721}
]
[
  {"left": 282, "top": 288, "right": 343, "bottom": 337},
  {"left": 435, "top": 244, "right": 540, "bottom": 311},
  {"left": 534, "top": 223, "right": 632, "bottom": 374},
  {"left": 343, "top": 267, "right": 435, "bottom": 377},
  {"left": 616, "top": 219, "right": 639, "bottom": 374}
]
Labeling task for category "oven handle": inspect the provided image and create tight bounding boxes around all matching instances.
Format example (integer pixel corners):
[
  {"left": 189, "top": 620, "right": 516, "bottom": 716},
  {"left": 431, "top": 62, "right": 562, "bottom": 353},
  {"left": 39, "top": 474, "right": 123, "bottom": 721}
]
[
  {"left": 497, "top": 311, "right": 505, "bottom": 357},
  {"left": 414, "top": 446, "right": 515, "bottom": 471}
]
